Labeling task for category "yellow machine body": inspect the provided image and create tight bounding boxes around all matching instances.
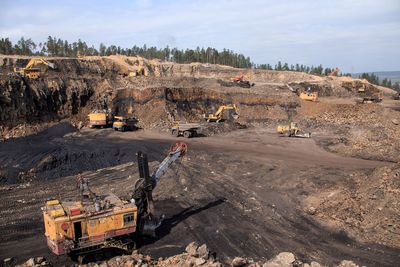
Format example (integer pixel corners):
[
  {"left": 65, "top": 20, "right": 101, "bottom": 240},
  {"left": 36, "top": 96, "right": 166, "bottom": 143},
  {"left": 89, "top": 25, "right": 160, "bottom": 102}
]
[
  {"left": 299, "top": 92, "right": 318, "bottom": 101},
  {"left": 43, "top": 195, "right": 137, "bottom": 255},
  {"left": 203, "top": 104, "right": 239, "bottom": 122},
  {"left": 88, "top": 112, "right": 112, "bottom": 128}
]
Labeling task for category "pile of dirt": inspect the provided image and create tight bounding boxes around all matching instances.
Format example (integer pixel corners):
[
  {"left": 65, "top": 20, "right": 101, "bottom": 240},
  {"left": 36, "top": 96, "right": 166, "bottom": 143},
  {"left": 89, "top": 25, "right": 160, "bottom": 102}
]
[
  {"left": 305, "top": 164, "right": 400, "bottom": 249},
  {"left": 202, "top": 121, "right": 247, "bottom": 136},
  {"left": 297, "top": 102, "right": 400, "bottom": 162},
  {"left": 12, "top": 242, "right": 361, "bottom": 267}
]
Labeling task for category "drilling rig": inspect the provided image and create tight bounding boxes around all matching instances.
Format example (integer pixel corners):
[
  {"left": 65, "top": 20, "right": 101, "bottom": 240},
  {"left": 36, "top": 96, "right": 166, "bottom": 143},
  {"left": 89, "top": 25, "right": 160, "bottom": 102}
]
[{"left": 42, "top": 142, "right": 187, "bottom": 262}]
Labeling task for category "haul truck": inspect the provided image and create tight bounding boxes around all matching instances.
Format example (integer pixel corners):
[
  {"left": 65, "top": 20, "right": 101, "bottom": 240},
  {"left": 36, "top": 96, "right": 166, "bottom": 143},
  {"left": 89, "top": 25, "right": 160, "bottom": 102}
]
[{"left": 42, "top": 142, "right": 187, "bottom": 262}]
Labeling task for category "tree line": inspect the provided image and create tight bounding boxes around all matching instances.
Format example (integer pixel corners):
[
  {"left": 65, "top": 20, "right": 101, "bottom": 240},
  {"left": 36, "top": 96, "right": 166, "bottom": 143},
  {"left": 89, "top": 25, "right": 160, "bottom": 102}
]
[
  {"left": 1, "top": 36, "right": 398, "bottom": 91},
  {"left": 359, "top": 72, "right": 400, "bottom": 92},
  {"left": 0, "top": 36, "right": 251, "bottom": 68}
]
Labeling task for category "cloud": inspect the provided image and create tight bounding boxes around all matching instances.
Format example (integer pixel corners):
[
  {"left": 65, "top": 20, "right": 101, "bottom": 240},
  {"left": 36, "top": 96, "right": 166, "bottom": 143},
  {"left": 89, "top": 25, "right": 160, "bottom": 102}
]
[{"left": 1, "top": 0, "right": 399, "bottom": 72}]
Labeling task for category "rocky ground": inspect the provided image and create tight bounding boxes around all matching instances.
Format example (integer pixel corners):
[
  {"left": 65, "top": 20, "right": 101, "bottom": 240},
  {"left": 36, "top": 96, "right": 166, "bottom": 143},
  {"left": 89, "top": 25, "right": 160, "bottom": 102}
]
[
  {"left": 1, "top": 55, "right": 400, "bottom": 266},
  {"left": 10, "top": 243, "right": 362, "bottom": 267}
]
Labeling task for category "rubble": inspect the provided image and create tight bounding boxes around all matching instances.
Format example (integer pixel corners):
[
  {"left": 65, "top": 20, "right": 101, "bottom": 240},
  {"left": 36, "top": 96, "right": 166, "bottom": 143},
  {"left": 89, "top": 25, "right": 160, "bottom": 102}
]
[{"left": 12, "top": 244, "right": 364, "bottom": 267}]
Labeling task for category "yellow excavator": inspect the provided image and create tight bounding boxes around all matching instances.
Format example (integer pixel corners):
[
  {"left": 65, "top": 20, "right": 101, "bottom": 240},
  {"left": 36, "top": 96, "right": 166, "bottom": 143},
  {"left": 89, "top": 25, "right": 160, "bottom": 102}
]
[
  {"left": 13, "top": 58, "right": 55, "bottom": 79},
  {"left": 43, "top": 142, "right": 187, "bottom": 263},
  {"left": 203, "top": 104, "right": 239, "bottom": 122}
]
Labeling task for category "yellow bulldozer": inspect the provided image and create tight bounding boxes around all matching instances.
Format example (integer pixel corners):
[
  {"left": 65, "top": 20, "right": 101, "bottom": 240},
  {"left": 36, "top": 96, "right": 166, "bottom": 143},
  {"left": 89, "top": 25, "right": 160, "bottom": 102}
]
[
  {"left": 299, "top": 91, "right": 318, "bottom": 101},
  {"left": 14, "top": 57, "right": 55, "bottom": 79},
  {"left": 43, "top": 142, "right": 187, "bottom": 263},
  {"left": 277, "top": 122, "right": 311, "bottom": 138},
  {"left": 203, "top": 104, "right": 239, "bottom": 122}
]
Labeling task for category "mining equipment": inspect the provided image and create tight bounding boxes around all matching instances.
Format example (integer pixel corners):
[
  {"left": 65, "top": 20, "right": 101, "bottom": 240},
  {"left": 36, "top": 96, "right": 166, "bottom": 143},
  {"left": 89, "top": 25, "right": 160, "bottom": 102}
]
[
  {"left": 230, "top": 74, "right": 254, "bottom": 88},
  {"left": 299, "top": 91, "right": 318, "bottom": 101},
  {"left": 203, "top": 104, "right": 239, "bottom": 122},
  {"left": 112, "top": 116, "right": 136, "bottom": 131},
  {"left": 42, "top": 142, "right": 187, "bottom": 262},
  {"left": 171, "top": 122, "right": 201, "bottom": 138},
  {"left": 329, "top": 68, "right": 340, "bottom": 77},
  {"left": 88, "top": 110, "right": 113, "bottom": 128},
  {"left": 277, "top": 122, "right": 311, "bottom": 138},
  {"left": 13, "top": 57, "right": 55, "bottom": 79}
]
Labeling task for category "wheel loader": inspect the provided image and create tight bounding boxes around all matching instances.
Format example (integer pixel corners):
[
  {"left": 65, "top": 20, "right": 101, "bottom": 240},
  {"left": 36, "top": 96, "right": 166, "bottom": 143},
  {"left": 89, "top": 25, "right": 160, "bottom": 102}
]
[
  {"left": 42, "top": 142, "right": 187, "bottom": 262},
  {"left": 203, "top": 104, "right": 239, "bottom": 122},
  {"left": 277, "top": 122, "right": 311, "bottom": 138}
]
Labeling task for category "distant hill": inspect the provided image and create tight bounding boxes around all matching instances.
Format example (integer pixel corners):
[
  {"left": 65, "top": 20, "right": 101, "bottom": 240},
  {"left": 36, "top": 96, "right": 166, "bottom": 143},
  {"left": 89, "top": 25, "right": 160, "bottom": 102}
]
[{"left": 352, "top": 71, "right": 400, "bottom": 83}]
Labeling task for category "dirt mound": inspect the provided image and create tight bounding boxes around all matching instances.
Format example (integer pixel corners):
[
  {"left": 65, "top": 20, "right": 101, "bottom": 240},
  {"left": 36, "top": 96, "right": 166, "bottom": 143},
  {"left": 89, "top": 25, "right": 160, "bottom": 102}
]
[
  {"left": 306, "top": 164, "right": 400, "bottom": 249},
  {"left": 297, "top": 101, "right": 400, "bottom": 162}
]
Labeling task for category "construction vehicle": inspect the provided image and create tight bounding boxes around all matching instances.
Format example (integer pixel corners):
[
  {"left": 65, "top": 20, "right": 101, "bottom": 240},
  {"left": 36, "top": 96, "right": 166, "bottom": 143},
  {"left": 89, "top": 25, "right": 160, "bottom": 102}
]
[
  {"left": 42, "top": 142, "right": 187, "bottom": 262},
  {"left": 171, "top": 122, "right": 201, "bottom": 138},
  {"left": 299, "top": 91, "right": 318, "bottom": 101},
  {"left": 88, "top": 110, "right": 113, "bottom": 128},
  {"left": 277, "top": 122, "right": 311, "bottom": 138},
  {"left": 355, "top": 95, "right": 383, "bottom": 104},
  {"left": 329, "top": 68, "right": 340, "bottom": 77},
  {"left": 112, "top": 116, "right": 136, "bottom": 131},
  {"left": 13, "top": 58, "right": 55, "bottom": 79},
  {"left": 230, "top": 74, "right": 254, "bottom": 88},
  {"left": 203, "top": 104, "right": 239, "bottom": 122}
]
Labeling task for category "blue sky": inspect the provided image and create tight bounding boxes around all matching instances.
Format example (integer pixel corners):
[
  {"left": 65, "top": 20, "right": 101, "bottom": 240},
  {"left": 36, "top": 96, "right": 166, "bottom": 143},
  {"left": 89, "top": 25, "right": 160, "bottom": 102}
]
[{"left": 1, "top": 0, "right": 399, "bottom": 72}]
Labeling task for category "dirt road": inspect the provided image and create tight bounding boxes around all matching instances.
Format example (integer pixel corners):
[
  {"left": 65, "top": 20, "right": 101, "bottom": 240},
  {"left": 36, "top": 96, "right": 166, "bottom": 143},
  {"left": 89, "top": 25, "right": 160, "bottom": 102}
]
[{"left": 0, "top": 126, "right": 398, "bottom": 266}]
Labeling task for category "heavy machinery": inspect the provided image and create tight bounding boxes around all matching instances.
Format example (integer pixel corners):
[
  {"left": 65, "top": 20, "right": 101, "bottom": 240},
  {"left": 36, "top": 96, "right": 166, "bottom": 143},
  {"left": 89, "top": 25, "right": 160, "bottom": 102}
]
[
  {"left": 230, "top": 74, "right": 254, "bottom": 88},
  {"left": 171, "top": 122, "right": 201, "bottom": 138},
  {"left": 13, "top": 58, "right": 55, "bottom": 79},
  {"left": 355, "top": 95, "right": 383, "bottom": 104},
  {"left": 43, "top": 142, "right": 187, "bottom": 261},
  {"left": 299, "top": 91, "right": 318, "bottom": 101},
  {"left": 88, "top": 110, "right": 113, "bottom": 128},
  {"left": 203, "top": 104, "right": 239, "bottom": 122},
  {"left": 329, "top": 68, "right": 340, "bottom": 77},
  {"left": 277, "top": 122, "right": 311, "bottom": 138},
  {"left": 112, "top": 116, "right": 136, "bottom": 131}
]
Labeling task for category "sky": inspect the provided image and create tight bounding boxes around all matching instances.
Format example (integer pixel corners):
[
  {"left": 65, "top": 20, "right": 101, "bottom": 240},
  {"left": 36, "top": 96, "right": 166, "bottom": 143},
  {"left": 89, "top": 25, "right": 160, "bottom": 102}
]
[{"left": 1, "top": 0, "right": 400, "bottom": 73}]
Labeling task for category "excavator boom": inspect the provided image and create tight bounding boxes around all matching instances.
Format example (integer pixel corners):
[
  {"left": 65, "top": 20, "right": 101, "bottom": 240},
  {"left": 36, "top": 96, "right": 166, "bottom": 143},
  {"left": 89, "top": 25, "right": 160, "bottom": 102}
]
[{"left": 204, "top": 104, "right": 239, "bottom": 122}]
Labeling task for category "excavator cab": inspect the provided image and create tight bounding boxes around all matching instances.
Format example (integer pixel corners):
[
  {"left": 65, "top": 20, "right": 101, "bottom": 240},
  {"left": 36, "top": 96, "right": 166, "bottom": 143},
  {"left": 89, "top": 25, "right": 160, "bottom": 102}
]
[
  {"left": 203, "top": 104, "right": 239, "bottom": 122},
  {"left": 14, "top": 58, "right": 55, "bottom": 79}
]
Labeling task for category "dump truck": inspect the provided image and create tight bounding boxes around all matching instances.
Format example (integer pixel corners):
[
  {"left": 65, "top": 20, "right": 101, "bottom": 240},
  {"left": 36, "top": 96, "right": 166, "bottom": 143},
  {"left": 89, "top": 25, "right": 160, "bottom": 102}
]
[
  {"left": 171, "top": 122, "right": 201, "bottom": 138},
  {"left": 203, "top": 104, "right": 239, "bottom": 122},
  {"left": 88, "top": 111, "right": 113, "bottom": 128},
  {"left": 355, "top": 94, "right": 383, "bottom": 104},
  {"left": 299, "top": 91, "right": 318, "bottom": 101},
  {"left": 14, "top": 58, "right": 55, "bottom": 79},
  {"left": 113, "top": 116, "right": 136, "bottom": 131},
  {"left": 277, "top": 122, "right": 311, "bottom": 138},
  {"left": 43, "top": 142, "right": 187, "bottom": 262}
]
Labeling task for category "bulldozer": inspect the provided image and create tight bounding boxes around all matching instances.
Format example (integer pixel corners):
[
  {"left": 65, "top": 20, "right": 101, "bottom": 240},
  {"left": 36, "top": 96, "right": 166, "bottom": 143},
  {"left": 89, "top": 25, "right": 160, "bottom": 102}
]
[
  {"left": 277, "top": 122, "right": 311, "bottom": 138},
  {"left": 13, "top": 57, "right": 55, "bottom": 79},
  {"left": 299, "top": 91, "right": 318, "bottom": 101},
  {"left": 203, "top": 104, "right": 239, "bottom": 122},
  {"left": 42, "top": 142, "right": 187, "bottom": 262}
]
